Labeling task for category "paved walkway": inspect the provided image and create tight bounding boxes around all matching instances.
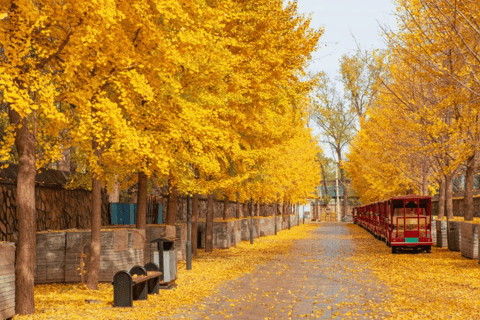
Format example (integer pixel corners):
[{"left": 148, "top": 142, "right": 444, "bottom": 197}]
[{"left": 164, "top": 223, "right": 388, "bottom": 319}]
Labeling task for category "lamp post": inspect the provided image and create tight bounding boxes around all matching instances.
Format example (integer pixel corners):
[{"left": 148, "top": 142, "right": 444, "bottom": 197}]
[{"left": 186, "top": 192, "right": 192, "bottom": 270}]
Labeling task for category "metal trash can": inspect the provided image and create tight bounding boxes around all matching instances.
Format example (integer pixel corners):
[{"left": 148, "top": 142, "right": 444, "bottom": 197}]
[{"left": 150, "top": 238, "right": 177, "bottom": 285}]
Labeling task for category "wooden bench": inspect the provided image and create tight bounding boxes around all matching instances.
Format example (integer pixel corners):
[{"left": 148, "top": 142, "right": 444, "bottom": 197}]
[{"left": 113, "top": 262, "right": 162, "bottom": 307}]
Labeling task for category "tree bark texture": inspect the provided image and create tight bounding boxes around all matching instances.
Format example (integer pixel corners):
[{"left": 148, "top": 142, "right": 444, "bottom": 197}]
[
  {"left": 445, "top": 174, "right": 454, "bottom": 220},
  {"left": 166, "top": 177, "right": 178, "bottom": 226},
  {"left": 205, "top": 194, "right": 214, "bottom": 252},
  {"left": 136, "top": 171, "right": 147, "bottom": 264},
  {"left": 10, "top": 109, "right": 36, "bottom": 315},
  {"left": 108, "top": 175, "right": 120, "bottom": 202},
  {"left": 192, "top": 194, "right": 199, "bottom": 256},
  {"left": 87, "top": 140, "right": 102, "bottom": 290},
  {"left": 136, "top": 171, "right": 147, "bottom": 230},
  {"left": 321, "top": 164, "right": 328, "bottom": 201},
  {"left": 438, "top": 176, "right": 446, "bottom": 220},
  {"left": 464, "top": 154, "right": 476, "bottom": 221}
]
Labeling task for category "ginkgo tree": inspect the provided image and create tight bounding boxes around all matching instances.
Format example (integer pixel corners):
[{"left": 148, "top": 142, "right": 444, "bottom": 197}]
[{"left": 1, "top": 0, "right": 325, "bottom": 315}]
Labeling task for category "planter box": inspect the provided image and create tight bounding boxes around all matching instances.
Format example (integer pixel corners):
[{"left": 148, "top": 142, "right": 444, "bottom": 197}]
[
  {"left": 431, "top": 220, "right": 436, "bottom": 245},
  {"left": 231, "top": 220, "right": 242, "bottom": 246},
  {"left": 196, "top": 220, "right": 243, "bottom": 249},
  {"left": 447, "top": 221, "right": 462, "bottom": 252},
  {"left": 65, "top": 229, "right": 144, "bottom": 283},
  {"left": 0, "top": 242, "right": 15, "bottom": 320},
  {"left": 436, "top": 220, "right": 448, "bottom": 248},
  {"left": 145, "top": 225, "right": 176, "bottom": 264},
  {"left": 461, "top": 222, "right": 479, "bottom": 259},
  {"left": 213, "top": 221, "right": 230, "bottom": 249},
  {"left": 175, "top": 224, "right": 187, "bottom": 261},
  {"left": 35, "top": 228, "right": 145, "bottom": 284},
  {"left": 36, "top": 232, "right": 66, "bottom": 283},
  {"left": 240, "top": 218, "right": 258, "bottom": 241}
]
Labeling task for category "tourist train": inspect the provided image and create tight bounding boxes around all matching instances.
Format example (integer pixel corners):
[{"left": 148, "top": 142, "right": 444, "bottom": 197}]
[{"left": 352, "top": 195, "right": 433, "bottom": 254}]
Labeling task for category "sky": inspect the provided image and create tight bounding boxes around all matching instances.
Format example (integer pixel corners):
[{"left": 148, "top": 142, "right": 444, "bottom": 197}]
[
  {"left": 296, "top": 0, "right": 397, "bottom": 83},
  {"left": 296, "top": 0, "right": 398, "bottom": 158}
]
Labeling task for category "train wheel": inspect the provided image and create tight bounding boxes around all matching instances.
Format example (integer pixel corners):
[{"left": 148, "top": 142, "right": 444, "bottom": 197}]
[
  {"left": 392, "top": 246, "right": 397, "bottom": 254},
  {"left": 425, "top": 245, "right": 431, "bottom": 253}
]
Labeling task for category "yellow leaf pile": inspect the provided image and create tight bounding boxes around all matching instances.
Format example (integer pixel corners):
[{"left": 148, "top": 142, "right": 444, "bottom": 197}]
[{"left": 347, "top": 224, "right": 480, "bottom": 319}]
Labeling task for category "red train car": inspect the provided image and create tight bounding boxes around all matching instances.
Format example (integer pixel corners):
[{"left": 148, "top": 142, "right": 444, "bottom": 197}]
[{"left": 354, "top": 195, "right": 432, "bottom": 254}]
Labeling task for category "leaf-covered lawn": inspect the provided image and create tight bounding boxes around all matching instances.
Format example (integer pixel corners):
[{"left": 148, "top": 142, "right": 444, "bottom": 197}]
[
  {"left": 348, "top": 224, "right": 480, "bottom": 319},
  {"left": 16, "top": 224, "right": 318, "bottom": 320}
]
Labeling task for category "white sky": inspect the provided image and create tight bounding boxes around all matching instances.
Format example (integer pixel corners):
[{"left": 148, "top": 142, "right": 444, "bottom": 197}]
[
  {"left": 296, "top": 0, "right": 398, "bottom": 158},
  {"left": 297, "top": 0, "right": 397, "bottom": 81}
]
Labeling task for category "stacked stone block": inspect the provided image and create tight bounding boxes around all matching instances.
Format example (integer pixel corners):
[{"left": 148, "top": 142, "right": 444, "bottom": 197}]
[
  {"left": 461, "top": 222, "right": 479, "bottom": 259},
  {"left": 65, "top": 229, "right": 144, "bottom": 283},
  {"left": 34, "top": 229, "right": 144, "bottom": 284},
  {"left": 230, "top": 220, "right": 242, "bottom": 246},
  {"left": 0, "top": 242, "right": 14, "bottom": 320},
  {"left": 240, "top": 218, "right": 258, "bottom": 241},
  {"left": 431, "top": 220, "right": 436, "bottom": 245},
  {"left": 175, "top": 224, "right": 187, "bottom": 261},
  {"left": 35, "top": 232, "right": 66, "bottom": 283},
  {"left": 145, "top": 225, "right": 176, "bottom": 264},
  {"left": 447, "top": 221, "right": 462, "bottom": 252},
  {"left": 436, "top": 220, "right": 448, "bottom": 248}
]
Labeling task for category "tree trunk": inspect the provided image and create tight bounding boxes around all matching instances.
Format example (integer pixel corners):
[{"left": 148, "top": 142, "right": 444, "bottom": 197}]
[
  {"left": 464, "top": 154, "right": 476, "bottom": 221},
  {"left": 205, "top": 194, "right": 214, "bottom": 252},
  {"left": 108, "top": 175, "right": 120, "bottom": 203},
  {"left": 10, "top": 109, "right": 36, "bottom": 315},
  {"left": 166, "top": 177, "right": 178, "bottom": 226},
  {"left": 223, "top": 195, "right": 229, "bottom": 220},
  {"left": 136, "top": 171, "right": 147, "bottom": 264},
  {"left": 445, "top": 173, "right": 454, "bottom": 220},
  {"left": 87, "top": 139, "right": 102, "bottom": 290},
  {"left": 342, "top": 172, "right": 349, "bottom": 219},
  {"left": 236, "top": 193, "right": 241, "bottom": 219},
  {"left": 438, "top": 176, "right": 446, "bottom": 219},
  {"left": 321, "top": 164, "right": 328, "bottom": 200},
  {"left": 192, "top": 194, "right": 199, "bottom": 256},
  {"left": 136, "top": 171, "right": 147, "bottom": 230}
]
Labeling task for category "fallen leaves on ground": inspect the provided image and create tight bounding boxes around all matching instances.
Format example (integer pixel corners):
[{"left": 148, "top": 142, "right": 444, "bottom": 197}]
[
  {"left": 347, "top": 224, "right": 480, "bottom": 319},
  {"left": 16, "top": 224, "right": 318, "bottom": 320}
]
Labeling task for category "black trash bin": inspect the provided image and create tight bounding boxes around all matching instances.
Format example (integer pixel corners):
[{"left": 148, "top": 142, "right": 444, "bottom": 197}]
[{"left": 150, "top": 238, "right": 177, "bottom": 285}]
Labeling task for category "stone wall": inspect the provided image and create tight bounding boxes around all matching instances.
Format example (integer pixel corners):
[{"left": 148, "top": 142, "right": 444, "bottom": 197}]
[
  {"left": 144, "top": 225, "right": 176, "bottom": 264},
  {"left": 432, "top": 220, "right": 436, "bottom": 245},
  {"left": 431, "top": 197, "right": 480, "bottom": 217},
  {"left": 34, "top": 228, "right": 144, "bottom": 284},
  {"left": 175, "top": 224, "right": 187, "bottom": 261},
  {"left": 148, "top": 195, "right": 283, "bottom": 223},
  {"left": 436, "top": 220, "right": 448, "bottom": 248},
  {"left": 0, "top": 242, "right": 14, "bottom": 320},
  {"left": 447, "top": 221, "right": 462, "bottom": 252},
  {"left": 0, "top": 184, "right": 110, "bottom": 242},
  {"left": 196, "top": 215, "right": 299, "bottom": 250},
  {"left": 461, "top": 222, "right": 479, "bottom": 259}
]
